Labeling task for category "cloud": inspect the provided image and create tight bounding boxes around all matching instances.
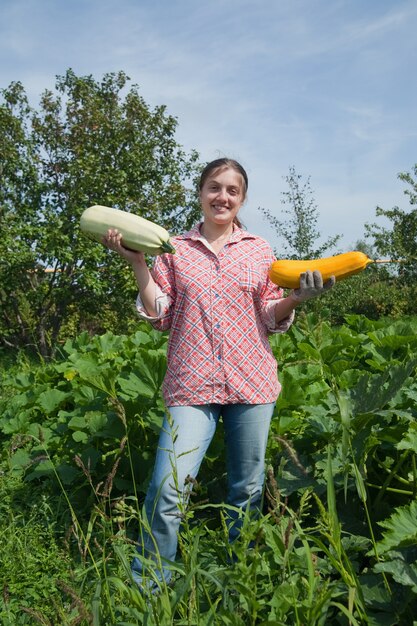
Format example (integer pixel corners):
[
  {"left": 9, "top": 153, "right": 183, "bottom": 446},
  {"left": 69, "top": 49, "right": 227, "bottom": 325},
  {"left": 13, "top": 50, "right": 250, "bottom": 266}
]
[{"left": 1, "top": 0, "right": 416, "bottom": 250}]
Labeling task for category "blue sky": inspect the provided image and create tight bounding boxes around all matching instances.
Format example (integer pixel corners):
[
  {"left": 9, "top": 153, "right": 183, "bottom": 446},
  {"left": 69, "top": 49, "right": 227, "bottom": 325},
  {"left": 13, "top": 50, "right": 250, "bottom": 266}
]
[{"left": 1, "top": 0, "right": 416, "bottom": 251}]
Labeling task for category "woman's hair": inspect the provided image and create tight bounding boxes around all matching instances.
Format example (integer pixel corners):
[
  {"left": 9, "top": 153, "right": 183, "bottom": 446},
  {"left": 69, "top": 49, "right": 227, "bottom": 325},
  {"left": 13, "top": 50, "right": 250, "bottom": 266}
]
[{"left": 198, "top": 158, "right": 248, "bottom": 229}]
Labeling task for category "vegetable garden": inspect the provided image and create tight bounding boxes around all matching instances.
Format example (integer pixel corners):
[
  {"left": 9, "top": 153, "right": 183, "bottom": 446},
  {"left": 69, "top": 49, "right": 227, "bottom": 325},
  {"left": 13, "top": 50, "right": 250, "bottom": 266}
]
[
  {"left": 2, "top": 67, "right": 417, "bottom": 625},
  {"left": 1, "top": 312, "right": 416, "bottom": 625}
]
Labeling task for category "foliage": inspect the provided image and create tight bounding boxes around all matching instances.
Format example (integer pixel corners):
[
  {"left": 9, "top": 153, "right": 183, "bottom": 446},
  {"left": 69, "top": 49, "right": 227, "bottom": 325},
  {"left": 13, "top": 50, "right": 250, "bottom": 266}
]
[
  {"left": 0, "top": 69, "right": 201, "bottom": 356},
  {"left": 259, "top": 165, "right": 341, "bottom": 259},
  {"left": 0, "top": 478, "right": 76, "bottom": 624},
  {"left": 268, "top": 312, "right": 417, "bottom": 623},
  {"left": 1, "top": 315, "right": 417, "bottom": 623},
  {"left": 366, "top": 165, "right": 417, "bottom": 282},
  {"left": 0, "top": 322, "right": 168, "bottom": 505},
  {"left": 259, "top": 163, "right": 417, "bottom": 322},
  {"left": 300, "top": 263, "right": 413, "bottom": 324}
]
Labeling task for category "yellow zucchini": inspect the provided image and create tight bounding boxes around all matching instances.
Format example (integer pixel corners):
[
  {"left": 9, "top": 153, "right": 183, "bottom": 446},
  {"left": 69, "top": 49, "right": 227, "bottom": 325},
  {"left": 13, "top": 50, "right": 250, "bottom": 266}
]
[
  {"left": 269, "top": 251, "right": 373, "bottom": 288},
  {"left": 80, "top": 205, "right": 175, "bottom": 255}
]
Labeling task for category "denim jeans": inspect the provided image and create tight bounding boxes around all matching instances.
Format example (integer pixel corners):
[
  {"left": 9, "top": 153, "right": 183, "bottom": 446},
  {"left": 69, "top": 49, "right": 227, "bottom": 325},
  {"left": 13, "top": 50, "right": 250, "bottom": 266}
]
[{"left": 131, "top": 402, "right": 274, "bottom": 587}]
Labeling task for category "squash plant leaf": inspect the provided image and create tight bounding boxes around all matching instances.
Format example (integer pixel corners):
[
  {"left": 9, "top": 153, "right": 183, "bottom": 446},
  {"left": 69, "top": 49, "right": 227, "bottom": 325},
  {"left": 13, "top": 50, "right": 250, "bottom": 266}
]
[
  {"left": 397, "top": 423, "right": 417, "bottom": 452},
  {"left": 117, "top": 371, "right": 156, "bottom": 401},
  {"left": 351, "top": 358, "right": 417, "bottom": 416},
  {"left": 36, "top": 388, "right": 69, "bottom": 414},
  {"left": 374, "top": 500, "right": 417, "bottom": 554},
  {"left": 69, "top": 356, "right": 117, "bottom": 396},
  {"left": 374, "top": 551, "right": 417, "bottom": 594}
]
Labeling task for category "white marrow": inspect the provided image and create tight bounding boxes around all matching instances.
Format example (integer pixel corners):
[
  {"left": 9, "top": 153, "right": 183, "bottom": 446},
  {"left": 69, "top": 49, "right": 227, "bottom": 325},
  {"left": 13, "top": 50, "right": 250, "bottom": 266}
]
[{"left": 80, "top": 205, "right": 175, "bottom": 255}]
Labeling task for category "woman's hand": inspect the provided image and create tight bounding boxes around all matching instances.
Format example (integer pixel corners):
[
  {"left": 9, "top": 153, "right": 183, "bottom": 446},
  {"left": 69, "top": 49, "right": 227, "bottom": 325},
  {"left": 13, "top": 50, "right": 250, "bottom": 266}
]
[
  {"left": 290, "top": 270, "right": 335, "bottom": 303},
  {"left": 102, "top": 228, "right": 145, "bottom": 265}
]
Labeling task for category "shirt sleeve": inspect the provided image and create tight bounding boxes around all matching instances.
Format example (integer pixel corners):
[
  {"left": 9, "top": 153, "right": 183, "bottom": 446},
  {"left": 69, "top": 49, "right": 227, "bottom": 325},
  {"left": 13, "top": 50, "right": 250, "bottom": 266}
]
[
  {"left": 263, "top": 298, "right": 295, "bottom": 333},
  {"left": 135, "top": 253, "right": 176, "bottom": 331},
  {"left": 258, "top": 245, "right": 295, "bottom": 334},
  {"left": 135, "top": 283, "right": 171, "bottom": 320}
]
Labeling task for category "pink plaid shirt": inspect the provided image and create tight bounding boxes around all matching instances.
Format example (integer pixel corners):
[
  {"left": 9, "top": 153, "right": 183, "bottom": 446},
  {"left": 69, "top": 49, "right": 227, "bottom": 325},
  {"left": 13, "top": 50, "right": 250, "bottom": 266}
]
[{"left": 136, "top": 223, "right": 294, "bottom": 406}]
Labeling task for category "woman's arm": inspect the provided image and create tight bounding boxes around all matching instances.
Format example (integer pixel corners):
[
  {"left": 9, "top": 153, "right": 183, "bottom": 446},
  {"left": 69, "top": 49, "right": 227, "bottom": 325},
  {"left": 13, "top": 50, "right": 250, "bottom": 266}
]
[
  {"left": 274, "top": 294, "right": 300, "bottom": 324},
  {"left": 274, "top": 270, "right": 335, "bottom": 325}
]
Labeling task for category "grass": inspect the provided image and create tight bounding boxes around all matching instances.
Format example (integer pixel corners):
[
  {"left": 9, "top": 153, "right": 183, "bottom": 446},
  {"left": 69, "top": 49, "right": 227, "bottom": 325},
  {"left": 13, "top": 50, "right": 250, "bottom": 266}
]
[
  {"left": 0, "top": 478, "right": 77, "bottom": 625},
  {"left": 0, "top": 457, "right": 367, "bottom": 626}
]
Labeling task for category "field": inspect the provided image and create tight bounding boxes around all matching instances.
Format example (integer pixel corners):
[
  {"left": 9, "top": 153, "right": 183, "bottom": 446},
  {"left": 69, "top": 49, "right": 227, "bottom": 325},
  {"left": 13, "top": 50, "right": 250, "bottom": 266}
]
[{"left": 1, "top": 312, "right": 417, "bottom": 625}]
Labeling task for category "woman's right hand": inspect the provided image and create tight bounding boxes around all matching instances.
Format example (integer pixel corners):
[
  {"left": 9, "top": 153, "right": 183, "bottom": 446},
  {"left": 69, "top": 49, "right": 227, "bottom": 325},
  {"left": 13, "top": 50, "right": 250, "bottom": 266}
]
[{"left": 102, "top": 228, "right": 146, "bottom": 265}]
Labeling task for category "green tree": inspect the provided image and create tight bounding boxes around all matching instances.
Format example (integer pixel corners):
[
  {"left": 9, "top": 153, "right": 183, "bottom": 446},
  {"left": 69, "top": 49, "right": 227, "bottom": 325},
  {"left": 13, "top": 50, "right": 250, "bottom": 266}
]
[
  {"left": 366, "top": 165, "right": 417, "bottom": 282},
  {"left": 361, "top": 165, "right": 417, "bottom": 319},
  {"left": 325, "top": 165, "right": 417, "bottom": 322},
  {"left": 259, "top": 165, "right": 341, "bottom": 259},
  {"left": 0, "top": 69, "right": 201, "bottom": 356}
]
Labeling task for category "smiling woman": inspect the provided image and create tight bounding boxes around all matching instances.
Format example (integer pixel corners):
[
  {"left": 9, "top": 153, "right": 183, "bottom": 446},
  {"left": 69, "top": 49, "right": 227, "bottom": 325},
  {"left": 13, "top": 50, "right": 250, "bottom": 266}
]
[
  {"left": 198, "top": 158, "right": 248, "bottom": 232},
  {"left": 102, "top": 156, "right": 334, "bottom": 593}
]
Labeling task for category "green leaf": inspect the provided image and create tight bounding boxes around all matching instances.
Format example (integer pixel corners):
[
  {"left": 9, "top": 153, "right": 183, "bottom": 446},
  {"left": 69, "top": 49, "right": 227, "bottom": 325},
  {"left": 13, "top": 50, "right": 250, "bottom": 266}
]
[
  {"left": 72, "top": 430, "right": 89, "bottom": 443},
  {"left": 325, "top": 445, "right": 341, "bottom": 540},
  {"left": 88, "top": 412, "right": 109, "bottom": 434},
  {"left": 397, "top": 423, "right": 417, "bottom": 452},
  {"left": 298, "top": 342, "right": 322, "bottom": 361},
  {"left": 36, "top": 388, "right": 69, "bottom": 413},
  {"left": 9, "top": 449, "right": 31, "bottom": 471},
  {"left": 68, "top": 415, "right": 87, "bottom": 430},
  {"left": 374, "top": 552, "right": 417, "bottom": 593},
  {"left": 25, "top": 459, "right": 55, "bottom": 480},
  {"left": 57, "top": 463, "right": 80, "bottom": 485},
  {"left": 374, "top": 501, "right": 417, "bottom": 554},
  {"left": 329, "top": 359, "right": 353, "bottom": 377},
  {"left": 358, "top": 573, "right": 392, "bottom": 609},
  {"left": 118, "top": 371, "right": 156, "bottom": 400},
  {"left": 71, "top": 356, "right": 117, "bottom": 396},
  {"left": 353, "top": 461, "right": 367, "bottom": 503},
  {"left": 129, "top": 330, "right": 154, "bottom": 347},
  {"left": 351, "top": 358, "right": 417, "bottom": 415}
]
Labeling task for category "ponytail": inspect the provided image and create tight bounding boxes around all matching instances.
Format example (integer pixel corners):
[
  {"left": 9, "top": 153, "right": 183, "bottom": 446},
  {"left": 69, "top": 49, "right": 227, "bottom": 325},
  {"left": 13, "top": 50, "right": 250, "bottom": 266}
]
[{"left": 233, "top": 215, "right": 244, "bottom": 229}]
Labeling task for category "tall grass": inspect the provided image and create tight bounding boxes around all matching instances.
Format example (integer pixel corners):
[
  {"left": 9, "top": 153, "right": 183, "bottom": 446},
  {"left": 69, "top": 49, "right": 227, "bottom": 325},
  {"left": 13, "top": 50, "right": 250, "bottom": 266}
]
[{"left": 1, "top": 434, "right": 366, "bottom": 625}]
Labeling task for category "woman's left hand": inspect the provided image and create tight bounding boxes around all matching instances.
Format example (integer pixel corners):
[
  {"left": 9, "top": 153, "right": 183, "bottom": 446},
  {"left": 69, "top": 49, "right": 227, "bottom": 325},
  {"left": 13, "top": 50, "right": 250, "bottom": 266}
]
[{"left": 290, "top": 270, "right": 335, "bottom": 303}]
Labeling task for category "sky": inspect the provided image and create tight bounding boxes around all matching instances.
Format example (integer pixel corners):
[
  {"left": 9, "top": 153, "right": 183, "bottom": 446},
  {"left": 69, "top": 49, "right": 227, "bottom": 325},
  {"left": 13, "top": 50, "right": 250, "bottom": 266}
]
[{"left": 1, "top": 0, "right": 416, "bottom": 252}]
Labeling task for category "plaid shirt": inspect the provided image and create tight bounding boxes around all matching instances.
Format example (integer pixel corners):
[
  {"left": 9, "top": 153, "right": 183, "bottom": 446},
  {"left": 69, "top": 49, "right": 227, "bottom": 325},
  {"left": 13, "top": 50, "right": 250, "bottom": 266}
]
[{"left": 136, "top": 223, "right": 294, "bottom": 406}]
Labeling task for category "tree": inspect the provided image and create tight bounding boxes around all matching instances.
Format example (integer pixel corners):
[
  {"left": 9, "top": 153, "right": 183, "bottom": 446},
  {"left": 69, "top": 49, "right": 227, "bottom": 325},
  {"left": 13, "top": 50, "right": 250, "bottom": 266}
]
[
  {"left": 259, "top": 166, "right": 341, "bottom": 259},
  {"left": 365, "top": 165, "right": 417, "bottom": 282},
  {"left": 321, "top": 165, "right": 417, "bottom": 321},
  {"left": 0, "top": 70, "right": 201, "bottom": 356}
]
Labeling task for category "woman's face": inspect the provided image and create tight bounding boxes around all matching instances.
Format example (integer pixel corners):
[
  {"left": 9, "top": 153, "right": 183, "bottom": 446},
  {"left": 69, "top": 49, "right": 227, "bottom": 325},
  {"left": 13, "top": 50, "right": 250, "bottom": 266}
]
[{"left": 199, "top": 166, "right": 245, "bottom": 228}]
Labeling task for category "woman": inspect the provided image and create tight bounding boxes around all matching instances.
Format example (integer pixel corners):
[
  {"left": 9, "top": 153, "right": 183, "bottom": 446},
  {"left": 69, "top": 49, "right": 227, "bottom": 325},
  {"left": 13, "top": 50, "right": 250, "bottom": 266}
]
[{"left": 103, "top": 158, "right": 334, "bottom": 590}]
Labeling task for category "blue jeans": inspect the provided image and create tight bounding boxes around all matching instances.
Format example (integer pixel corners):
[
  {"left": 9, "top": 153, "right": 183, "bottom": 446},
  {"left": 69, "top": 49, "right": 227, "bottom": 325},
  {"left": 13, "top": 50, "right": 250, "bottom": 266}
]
[{"left": 131, "top": 402, "right": 274, "bottom": 587}]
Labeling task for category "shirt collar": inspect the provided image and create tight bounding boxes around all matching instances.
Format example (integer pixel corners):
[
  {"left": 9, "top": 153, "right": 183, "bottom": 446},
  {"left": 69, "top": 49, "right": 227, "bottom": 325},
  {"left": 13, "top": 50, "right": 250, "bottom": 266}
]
[{"left": 180, "top": 222, "right": 256, "bottom": 245}]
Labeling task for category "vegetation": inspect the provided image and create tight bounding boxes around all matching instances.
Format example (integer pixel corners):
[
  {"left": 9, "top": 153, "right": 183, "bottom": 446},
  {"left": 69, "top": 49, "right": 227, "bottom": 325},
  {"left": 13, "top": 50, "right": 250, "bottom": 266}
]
[
  {"left": 259, "top": 165, "right": 341, "bottom": 259},
  {"left": 365, "top": 165, "right": 417, "bottom": 282},
  {"left": 0, "top": 70, "right": 200, "bottom": 357},
  {"left": 1, "top": 314, "right": 417, "bottom": 624},
  {"left": 264, "top": 165, "right": 417, "bottom": 322},
  {"left": 1, "top": 69, "right": 417, "bottom": 624},
  {"left": 1, "top": 70, "right": 417, "bottom": 350}
]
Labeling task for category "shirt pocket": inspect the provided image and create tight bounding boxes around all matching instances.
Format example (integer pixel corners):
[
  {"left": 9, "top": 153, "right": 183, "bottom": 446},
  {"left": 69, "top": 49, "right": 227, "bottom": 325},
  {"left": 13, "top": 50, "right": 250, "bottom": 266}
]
[{"left": 239, "top": 262, "right": 263, "bottom": 293}]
